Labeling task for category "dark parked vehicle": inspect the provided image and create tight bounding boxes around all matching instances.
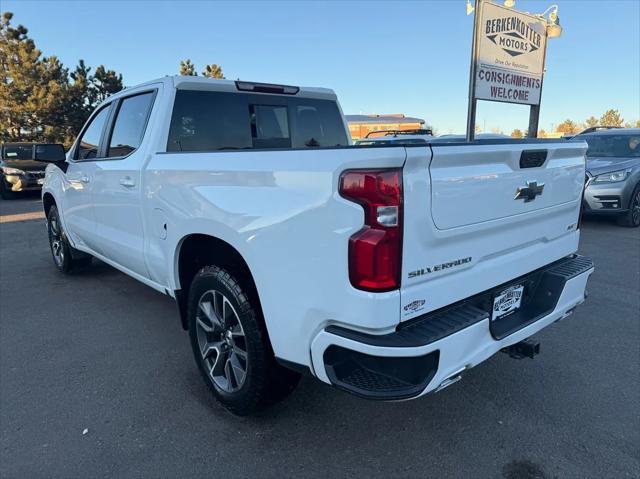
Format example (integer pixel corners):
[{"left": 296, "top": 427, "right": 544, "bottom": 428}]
[
  {"left": 0, "top": 143, "right": 49, "bottom": 199},
  {"left": 576, "top": 128, "right": 640, "bottom": 227}
]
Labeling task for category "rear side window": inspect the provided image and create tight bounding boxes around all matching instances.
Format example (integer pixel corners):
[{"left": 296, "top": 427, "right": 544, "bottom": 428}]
[
  {"left": 290, "top": 102, "right": 346, "bottom": 148},
  {"left": 77, "top": 106, "right": 110, "bottom": 160},
  {"left": 107, "top": 92, "right": 155, "bottom": 158},
  {"left": 167, "top": 90, "right": 348, "bottom": 152},
  {"left": 168, "top": 91, "right": 252, "bottom": 152}
]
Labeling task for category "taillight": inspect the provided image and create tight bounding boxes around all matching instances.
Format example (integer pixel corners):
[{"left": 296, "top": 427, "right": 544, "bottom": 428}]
[{"left": 339, "top": 169, "right": 403, "bottom": 292}]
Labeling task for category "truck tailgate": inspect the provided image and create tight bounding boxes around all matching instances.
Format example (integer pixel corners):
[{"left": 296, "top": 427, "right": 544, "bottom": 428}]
[
  {"left": 430, "top": 143, "right": 585, "bottom": 229},
  {"left": 400, "top": 140, "right": 587, "bottom": 322}
]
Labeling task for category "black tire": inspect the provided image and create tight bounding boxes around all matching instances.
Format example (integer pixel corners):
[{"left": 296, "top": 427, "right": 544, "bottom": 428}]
[
  {"left": 617, "top": 183, "right": 640, "bottom": 228},
  {"left": 46, "top": 205, "right": 92, "bottom": 273},
  {"left": 188, "top": 266, "right": 300, "bottom": 415}
]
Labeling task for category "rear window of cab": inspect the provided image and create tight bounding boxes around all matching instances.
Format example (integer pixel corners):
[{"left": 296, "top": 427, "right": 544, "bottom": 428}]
[{"left": 167, "top": 90, "right": 349, "bottom": 152}]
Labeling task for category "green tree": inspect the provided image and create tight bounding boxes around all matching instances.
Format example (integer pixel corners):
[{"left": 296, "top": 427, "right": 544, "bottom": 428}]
[
  {"left": 63, "top": 60, "right": 122, "bottom": 146},
  {"left": 65, "top": 60, "right": 95, "bottom": 144},
  {"left": 556, "top": 119, "right": 579, "bottom": 135},
  {"left": 636, "top": 120, "right": 640, "bottom": 128},
  {"left": 202, "top": 63, "right": 224, "bottom": 79},
  {"left": 510, "top": 129, "right": 524, "bottom": 138},
  {"left": 584, "top": 116, "right": 599, "bottom": 128},
  {"left": 0, "top": 12, "right": 59, "bottom": 142},
  {"left": 38, "top": 55, "right": 71, "bottom": 143},
  {"left": 179, "top": 59, "right": 197, "bottom": 76},
  {"left": 599, "top": 109, "right": 624, "bottom": 127},
  {"left": 1, "top": 11, "right": 124, "bottom": 147},
  {"left": 93, "top": 65, "right": 123, "bottom": 103}
]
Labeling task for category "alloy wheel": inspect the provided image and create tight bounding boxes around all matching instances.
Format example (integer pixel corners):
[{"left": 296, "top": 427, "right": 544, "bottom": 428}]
[
  {"left": 632, "top": 189, "right": 640, "bottom": 226},
  {"left": 49, "top": 216, "right": 64, "bottom": 267},
  {"left": 195, "top": 289, "right": 248, "bottom": 393}
]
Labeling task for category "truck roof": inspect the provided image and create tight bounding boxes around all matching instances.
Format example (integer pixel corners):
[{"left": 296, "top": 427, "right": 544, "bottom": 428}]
[{"left": 111, "top": 75, "right": 338, "bottom": 102}]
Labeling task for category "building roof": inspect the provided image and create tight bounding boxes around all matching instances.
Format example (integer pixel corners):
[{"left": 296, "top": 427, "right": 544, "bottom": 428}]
[{"left": 345, "top": 114, "right": 425, "bottom": 125}]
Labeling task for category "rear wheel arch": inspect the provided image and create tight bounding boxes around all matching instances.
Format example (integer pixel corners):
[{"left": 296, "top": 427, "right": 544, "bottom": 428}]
[
  {"left": 174, "top": 234, "right": 265, "bottom": 334},
  {"left": 42, "top": 192, "right": 56, "bottom": 217}
]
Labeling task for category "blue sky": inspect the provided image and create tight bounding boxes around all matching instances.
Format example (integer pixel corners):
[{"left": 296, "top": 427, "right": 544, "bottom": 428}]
[{"left": 4, "top": 0, "right": 640, "bottom": 134}]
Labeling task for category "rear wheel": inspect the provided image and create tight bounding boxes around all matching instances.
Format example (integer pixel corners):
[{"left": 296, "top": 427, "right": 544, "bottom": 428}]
[
  {"left": 47, "top": 205, "right": 91, "bottom": 273},
  {"left": 617, "top": 183, "right": 640, "bottom": 228},
  {"left": 188, "top": 266, "right": 300, "bottom": 415}
]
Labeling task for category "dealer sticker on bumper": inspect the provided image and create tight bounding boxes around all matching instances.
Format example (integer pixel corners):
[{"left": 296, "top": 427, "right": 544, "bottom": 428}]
[{"left": 492, "top": 284, "right": 524, "bottom": 321}]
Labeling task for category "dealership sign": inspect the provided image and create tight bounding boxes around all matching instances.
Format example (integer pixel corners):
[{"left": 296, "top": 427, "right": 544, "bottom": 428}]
[{"left": 475, "top": 2, "right": 548, "bottom": 105}]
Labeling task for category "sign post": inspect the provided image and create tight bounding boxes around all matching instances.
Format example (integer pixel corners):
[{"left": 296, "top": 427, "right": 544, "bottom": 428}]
[
  {"left": 465, "top": 0, "right": 484, "bottom": 142},
  {"left": 466, "top": 0, "right": 549, "bottom": 140}
]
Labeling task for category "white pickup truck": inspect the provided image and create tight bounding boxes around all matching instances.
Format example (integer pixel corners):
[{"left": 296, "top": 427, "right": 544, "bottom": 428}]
[{"left": 36, "top": 76, "right": 594, "bottom": 415}]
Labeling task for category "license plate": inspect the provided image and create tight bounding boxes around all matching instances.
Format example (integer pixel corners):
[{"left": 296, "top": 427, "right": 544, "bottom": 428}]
[
  {"left": 492, "top": 284, "right": 524, "bottom": 321},
  {"left": 37, "top": 178, "right": 45, "bottom": 185}
]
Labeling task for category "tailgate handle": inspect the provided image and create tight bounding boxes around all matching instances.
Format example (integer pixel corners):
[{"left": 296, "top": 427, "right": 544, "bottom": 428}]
[{"left": 520, "top": 150, "right": 547, "bottom": 168}]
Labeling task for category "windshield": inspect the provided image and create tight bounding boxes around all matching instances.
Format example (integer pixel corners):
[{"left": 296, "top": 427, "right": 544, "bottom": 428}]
[
  {"left": 584, "top": 134, "right": 640, "bottom": 158},
  {"left": 2, "top": 144, "right": 33, "bottom": 161}
]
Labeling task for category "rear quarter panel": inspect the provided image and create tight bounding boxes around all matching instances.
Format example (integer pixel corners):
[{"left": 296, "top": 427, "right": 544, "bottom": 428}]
[{"left": 143, "top": 147, "right": 408, "bottom": 367}]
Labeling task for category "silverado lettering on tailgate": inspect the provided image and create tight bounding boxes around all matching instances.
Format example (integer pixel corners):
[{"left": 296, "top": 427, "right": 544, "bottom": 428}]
[{"left": 408, "top": 257, "right": 472, "bottom": 279}]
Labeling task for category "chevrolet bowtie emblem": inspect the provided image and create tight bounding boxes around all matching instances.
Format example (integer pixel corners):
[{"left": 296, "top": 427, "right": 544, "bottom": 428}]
[{"left": 515, "top": 181, "right": 545, "bottom": 202}]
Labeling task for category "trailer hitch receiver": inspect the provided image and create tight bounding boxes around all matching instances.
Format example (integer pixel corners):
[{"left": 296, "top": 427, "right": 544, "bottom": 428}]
[{"left": 501, "top": 338, "right": 540, "bottom": 359}]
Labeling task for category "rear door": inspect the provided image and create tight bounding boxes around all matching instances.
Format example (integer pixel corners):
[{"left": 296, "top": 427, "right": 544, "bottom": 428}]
[
  {"left": 400, "top": 140, "right": 587, "bottom": 322},
  {"left": 91, "top": 89, "right": 158, "bottom": 278}
]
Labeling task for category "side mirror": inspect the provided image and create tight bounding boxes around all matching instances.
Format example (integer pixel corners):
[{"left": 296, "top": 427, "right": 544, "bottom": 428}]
[{"left": 33, "top": 143, "right": 66, "bottom": 163}]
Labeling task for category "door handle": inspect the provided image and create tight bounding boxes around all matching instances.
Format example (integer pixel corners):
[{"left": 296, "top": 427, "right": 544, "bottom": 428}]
[
  {"left": 119, "top": 176, "right": 136, "bottom": 188},
  {"left": 80, "top": 175, "right": 90, "bottom": 183}
]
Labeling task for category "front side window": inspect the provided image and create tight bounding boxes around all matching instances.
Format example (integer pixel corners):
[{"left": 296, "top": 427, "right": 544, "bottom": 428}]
[
  {"left": 76, "top": 106, "right": 110, "bottom": 160},
  {"left": 107, "top": 92, "right": 155, "bottom": 158}
]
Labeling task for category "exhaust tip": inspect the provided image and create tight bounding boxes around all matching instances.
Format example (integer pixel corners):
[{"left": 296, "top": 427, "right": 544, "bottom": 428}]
[{"left": 434, "top": 366, "right": 467, "bottom": 393}]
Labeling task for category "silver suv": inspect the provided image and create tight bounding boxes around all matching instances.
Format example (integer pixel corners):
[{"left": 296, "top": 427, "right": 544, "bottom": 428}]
[{"left": 578, "top": 129, "right": 640, "bottom": 227}]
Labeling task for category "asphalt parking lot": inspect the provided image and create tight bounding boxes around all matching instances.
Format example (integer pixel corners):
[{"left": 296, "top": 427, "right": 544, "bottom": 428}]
[{"left": 1, "top": 193, "right": 638, "bottom": 479}]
